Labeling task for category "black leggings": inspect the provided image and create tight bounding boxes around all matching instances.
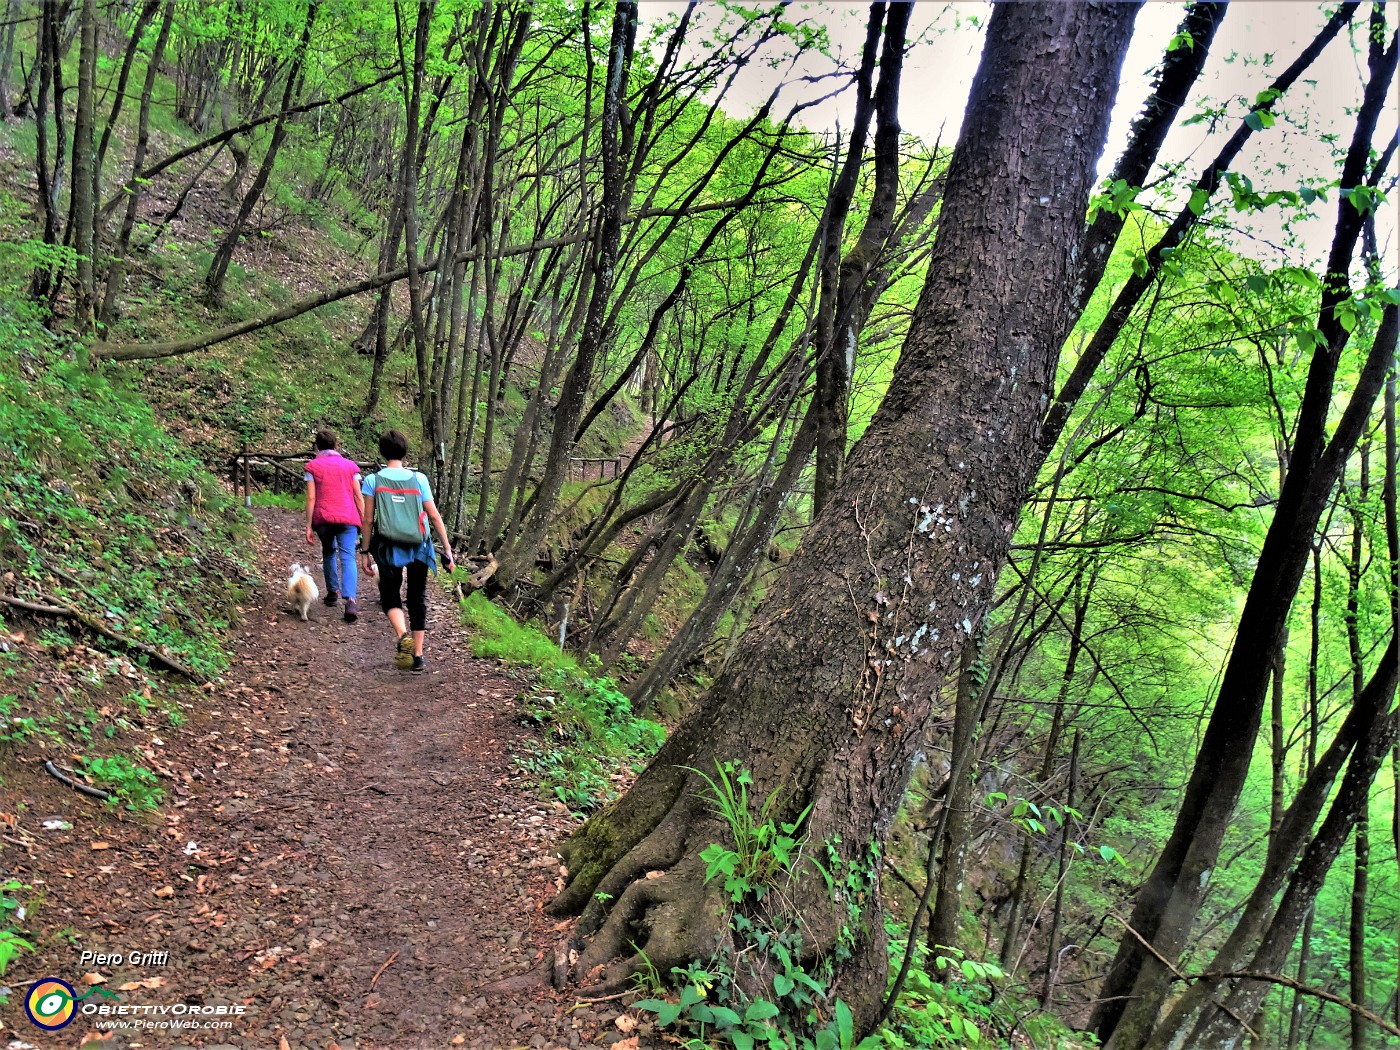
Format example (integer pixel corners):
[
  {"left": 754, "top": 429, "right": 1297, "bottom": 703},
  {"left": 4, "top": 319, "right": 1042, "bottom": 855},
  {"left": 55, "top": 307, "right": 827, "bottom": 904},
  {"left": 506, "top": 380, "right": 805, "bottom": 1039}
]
[{"left": 375, "top": 559, "right": 429, "bottom": 631}]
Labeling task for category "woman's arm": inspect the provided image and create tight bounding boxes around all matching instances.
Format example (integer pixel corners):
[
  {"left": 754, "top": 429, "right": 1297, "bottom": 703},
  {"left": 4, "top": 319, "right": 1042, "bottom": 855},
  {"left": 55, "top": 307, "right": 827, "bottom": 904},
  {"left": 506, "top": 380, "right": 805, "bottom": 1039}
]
[
  {"left": 424, "top": 500, "right": 454, "bottom": 570},
  {"left": 358, "top": 481, "right": 375, "bottom": 569},
  {"left": 305, "top": 479, "right": 317, "bottom": 545},
  {"left": 352, "top": 474, "right": 365, "bottom": 527}
]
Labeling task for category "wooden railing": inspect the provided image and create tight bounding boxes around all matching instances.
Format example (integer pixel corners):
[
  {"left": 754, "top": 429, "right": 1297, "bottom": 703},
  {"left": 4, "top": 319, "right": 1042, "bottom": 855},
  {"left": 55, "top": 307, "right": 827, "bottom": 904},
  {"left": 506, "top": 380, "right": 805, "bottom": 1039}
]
[
  {"left": 229, "top": 446, "right": 376, "bottom": 505},
  {"left": 568, "top": 456, "right": 625, "bottom": 480}
]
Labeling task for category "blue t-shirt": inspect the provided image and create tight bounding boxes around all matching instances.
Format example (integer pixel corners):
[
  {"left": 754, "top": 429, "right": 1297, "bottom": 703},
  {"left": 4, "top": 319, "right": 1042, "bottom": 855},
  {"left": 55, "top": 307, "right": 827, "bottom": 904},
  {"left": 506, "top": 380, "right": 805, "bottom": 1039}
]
[{"left": 362, "top": 467, "right": 437, "bottom": 568}]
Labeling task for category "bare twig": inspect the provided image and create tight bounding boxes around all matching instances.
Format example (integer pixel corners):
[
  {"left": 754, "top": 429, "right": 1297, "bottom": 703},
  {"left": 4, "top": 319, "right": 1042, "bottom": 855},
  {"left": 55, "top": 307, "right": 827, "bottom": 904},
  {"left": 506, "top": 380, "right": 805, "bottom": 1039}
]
[
  {"left": 1199, "top": 970, "right": 1400, "bottom": 1040},
  {"left": 44, "top": 760, "right": 112, "bottom": 801},
  {"left": 369, "top": 950, "right": 399, "bottom": 993}
]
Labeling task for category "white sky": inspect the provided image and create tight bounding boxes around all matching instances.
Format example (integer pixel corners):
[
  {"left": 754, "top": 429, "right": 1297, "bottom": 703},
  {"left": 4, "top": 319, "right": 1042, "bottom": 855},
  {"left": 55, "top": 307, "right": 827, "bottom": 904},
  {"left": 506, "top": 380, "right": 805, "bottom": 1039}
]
[{"left": 642, "top": 1, "right": 1400, "bottom": 272}]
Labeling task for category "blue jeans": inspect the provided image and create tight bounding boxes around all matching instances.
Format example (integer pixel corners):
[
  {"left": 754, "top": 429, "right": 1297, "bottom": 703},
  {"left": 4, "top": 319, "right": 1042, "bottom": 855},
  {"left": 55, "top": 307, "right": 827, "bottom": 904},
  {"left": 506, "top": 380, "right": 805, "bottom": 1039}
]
[{"left": 315, "top": 524, "right": 359, "bottom": 600}]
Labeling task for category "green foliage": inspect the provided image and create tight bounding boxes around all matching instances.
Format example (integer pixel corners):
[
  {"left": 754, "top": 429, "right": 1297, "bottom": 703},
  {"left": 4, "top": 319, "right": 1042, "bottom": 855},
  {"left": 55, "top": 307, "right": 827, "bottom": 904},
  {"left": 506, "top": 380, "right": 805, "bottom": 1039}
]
[
  {"left": 461, "top": 591, "right": 576, "bottom": 673},
  {"left": 0, "top": 880, "right": 35, "bottom": 979},
  {"left": 249, "top": 490, "right": 306, "bottom": 509},
  {"left": 81, "top": 753, "right": 165, "bottom": 812},
  {"left": 461, "top": 593, "right": 663, "bottom": 810},
  {"left": 694, "top": 761, "right": 812, "bottom": 902},
  {"left": 0, "top": 316, "right": 247, "bottom": 679},
  {"left": 635, "top": 767, "right": 876, "bottom": 1049},
  {"left": 872, "top": 939, "right": 1005, "bottom": 1049}
]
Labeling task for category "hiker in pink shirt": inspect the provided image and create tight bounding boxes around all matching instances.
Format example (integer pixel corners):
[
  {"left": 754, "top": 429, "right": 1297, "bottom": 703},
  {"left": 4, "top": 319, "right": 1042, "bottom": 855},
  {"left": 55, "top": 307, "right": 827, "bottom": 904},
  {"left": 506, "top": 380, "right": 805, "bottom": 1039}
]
[{"left": 304, "top": 429, "right": 365, "bottom": 622}]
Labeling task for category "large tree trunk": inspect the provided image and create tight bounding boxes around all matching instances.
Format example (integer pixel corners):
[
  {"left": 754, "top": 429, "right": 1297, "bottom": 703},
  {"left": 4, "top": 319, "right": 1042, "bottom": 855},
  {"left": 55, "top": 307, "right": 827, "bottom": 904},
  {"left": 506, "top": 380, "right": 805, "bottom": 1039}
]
[{"left": 545, "top": 3, "right": 1139, "bottom": 1034}]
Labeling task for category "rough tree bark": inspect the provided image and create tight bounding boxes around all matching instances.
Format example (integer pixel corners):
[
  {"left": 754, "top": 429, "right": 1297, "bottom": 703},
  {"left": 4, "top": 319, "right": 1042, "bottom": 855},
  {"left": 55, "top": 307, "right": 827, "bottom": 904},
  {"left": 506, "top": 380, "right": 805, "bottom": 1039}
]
[{"left": 545, "top": 3, "right": 1139, "bottom": 1033}]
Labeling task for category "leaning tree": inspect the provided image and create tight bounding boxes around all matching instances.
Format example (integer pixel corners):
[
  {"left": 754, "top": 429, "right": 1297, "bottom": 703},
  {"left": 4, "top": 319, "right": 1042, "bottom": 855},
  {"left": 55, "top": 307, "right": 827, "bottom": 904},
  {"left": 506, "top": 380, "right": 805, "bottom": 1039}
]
[{"left": 545, "top": 1, "right": 1143, "bottom": 1032}]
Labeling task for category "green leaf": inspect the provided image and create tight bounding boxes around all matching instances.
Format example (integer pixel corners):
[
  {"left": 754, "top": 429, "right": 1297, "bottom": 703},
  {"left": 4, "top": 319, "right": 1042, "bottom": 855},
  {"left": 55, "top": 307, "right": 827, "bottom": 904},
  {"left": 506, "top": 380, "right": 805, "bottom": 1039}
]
[
  {"left": 709, "top": 1005, "right": 742, "bottom": 1027},
  {"left": 836, "top": 1000, "right": 854, "bottom": 1048},
  {"left": 745, "top": 999, "right": 781, "bottom": 1021},
  {"left": 657, "top": 1000, "right": 683, "bottom": 1026},
  {"left": 773, "top": 972, "right": 795, "bottom": 997},
  {"left": 1187, "top": 187, "right": 1209, "bottom": 216},
  {"left": 1243, "top": 109, "right": 1274, "bottom": 132}
]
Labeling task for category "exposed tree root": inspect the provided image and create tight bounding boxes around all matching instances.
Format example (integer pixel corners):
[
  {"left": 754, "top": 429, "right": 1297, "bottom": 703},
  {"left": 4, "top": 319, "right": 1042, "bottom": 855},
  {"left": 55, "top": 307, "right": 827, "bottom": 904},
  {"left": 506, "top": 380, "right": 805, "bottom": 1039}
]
[
  {"left": 550, "top": 759, "right": 690, "bottom": 916},
  {"left": 476, "top": 963, "right": 552, "bottom": 998},
  {"left": 571, "top": 853, "right": 727, "bottom": 994}
]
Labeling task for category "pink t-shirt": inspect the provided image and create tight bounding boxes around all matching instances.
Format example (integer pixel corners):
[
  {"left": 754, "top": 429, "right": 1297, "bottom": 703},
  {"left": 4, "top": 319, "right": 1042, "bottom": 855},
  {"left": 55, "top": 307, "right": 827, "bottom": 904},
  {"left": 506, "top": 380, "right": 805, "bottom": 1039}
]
[{"left": 304, "top": 450, "right": 362, "bottom": 528}]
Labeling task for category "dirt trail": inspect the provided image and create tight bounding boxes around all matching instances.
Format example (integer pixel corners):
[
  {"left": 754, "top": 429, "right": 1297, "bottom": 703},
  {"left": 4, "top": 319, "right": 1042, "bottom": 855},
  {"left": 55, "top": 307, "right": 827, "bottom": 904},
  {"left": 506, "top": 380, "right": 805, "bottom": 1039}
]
[{"left": 4, "top": 510, "right": 644, "bottom": 1050}]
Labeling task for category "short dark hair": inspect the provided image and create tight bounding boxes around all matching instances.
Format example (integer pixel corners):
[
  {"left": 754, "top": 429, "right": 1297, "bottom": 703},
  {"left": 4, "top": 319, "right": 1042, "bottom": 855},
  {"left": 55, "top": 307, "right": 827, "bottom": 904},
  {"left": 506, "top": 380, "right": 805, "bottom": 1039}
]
[
  {"left": 378, "top": 430, "right": 409, "bottom": 461},
  {"left": 313, "top": 428, "right": 338, "bottom": 451}
]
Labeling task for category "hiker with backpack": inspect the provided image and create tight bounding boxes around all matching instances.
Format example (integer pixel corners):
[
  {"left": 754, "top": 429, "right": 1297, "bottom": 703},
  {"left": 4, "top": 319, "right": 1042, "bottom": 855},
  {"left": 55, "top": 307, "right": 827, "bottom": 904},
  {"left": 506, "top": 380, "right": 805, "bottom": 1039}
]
[{"left": 358, "top": 430, "right": 455, "bottom": 673}]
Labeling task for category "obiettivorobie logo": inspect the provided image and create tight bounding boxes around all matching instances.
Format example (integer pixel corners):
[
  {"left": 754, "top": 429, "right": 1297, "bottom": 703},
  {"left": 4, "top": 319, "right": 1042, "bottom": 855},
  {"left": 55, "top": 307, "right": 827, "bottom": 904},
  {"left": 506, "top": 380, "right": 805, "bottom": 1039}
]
[{"left": 24, "top": 977, "right": 121, "bottom": 1030}]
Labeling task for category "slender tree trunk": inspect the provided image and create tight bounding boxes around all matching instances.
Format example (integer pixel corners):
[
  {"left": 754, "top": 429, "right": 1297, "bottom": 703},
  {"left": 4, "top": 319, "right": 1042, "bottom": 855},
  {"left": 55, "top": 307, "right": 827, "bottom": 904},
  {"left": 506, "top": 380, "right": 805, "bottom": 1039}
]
[
  {"left": 68, "top": 0, "right": 98, "bottom": 330},
  {"left": 1041, "top": 731, "right": 1080, "bottom": 1009},
  {"left": 1351, "top": 814, "right": 1370, "bottom": 1050},
  {"left": 546, "top": 9, "right": 1139, "bottom": 1036},
  {"left": 1347, "top": 450, "right": 1372, "bottom": 1050},
  {"left": 1285, "top": 906, "right": 1315, "bottom": 1050},
  {"left": 100, "top": 0, "right": 174, "bottom": 328},
  {"left": 94, "top": 0, "right": 159, "bottom": 176},
  {"left": 0, "top": 0, "right": 18, "bottom": 121},
  {"left": 203, "top": 0, "right": 318, "bottom": 303},
  {"left": 1094, "top": 28, "right": 1399, "bottom": 1044},
  {"left": 812, "top": 3, "right": 885, "bottom": 515},
  {"left": 928, "top": 638, "right": 985, "bottom": 963}
]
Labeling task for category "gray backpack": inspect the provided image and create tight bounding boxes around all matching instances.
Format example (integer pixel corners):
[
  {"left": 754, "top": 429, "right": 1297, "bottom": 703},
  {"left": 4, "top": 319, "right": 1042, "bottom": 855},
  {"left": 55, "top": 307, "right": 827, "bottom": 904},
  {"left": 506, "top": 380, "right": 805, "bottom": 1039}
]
[{"left": 372, "top": 473, "right": 427, "bottom": 547}]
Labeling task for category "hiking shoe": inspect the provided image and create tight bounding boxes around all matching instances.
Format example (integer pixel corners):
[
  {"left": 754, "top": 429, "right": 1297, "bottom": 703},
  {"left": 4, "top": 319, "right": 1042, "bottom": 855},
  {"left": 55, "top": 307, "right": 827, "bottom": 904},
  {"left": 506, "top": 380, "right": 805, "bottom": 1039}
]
[
  {"left": 343, "top": 599, "right": 358, "bottom": 624},
  {"left": 323, "top": 590, "right": 339, "bottom": 607},
  {"left": 411, "top": 655, "right": 427, "bottom": 675},
  {"left": 395, "top": 632, "right": 415, "bottom": 670}
]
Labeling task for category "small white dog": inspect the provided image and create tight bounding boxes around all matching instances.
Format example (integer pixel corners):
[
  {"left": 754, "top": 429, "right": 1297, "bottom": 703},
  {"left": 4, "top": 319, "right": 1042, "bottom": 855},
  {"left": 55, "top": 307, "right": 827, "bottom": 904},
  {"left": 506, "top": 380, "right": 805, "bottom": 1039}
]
[{"left": 286, "top": 562, "right": 319, "bottom": 621}]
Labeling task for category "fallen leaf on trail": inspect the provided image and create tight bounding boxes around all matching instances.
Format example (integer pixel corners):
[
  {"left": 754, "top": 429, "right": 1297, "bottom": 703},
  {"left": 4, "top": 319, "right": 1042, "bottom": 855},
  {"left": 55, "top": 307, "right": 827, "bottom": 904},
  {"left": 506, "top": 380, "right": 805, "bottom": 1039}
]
[
  {"left": 280, "top": 1037, "right": 292, "bottom": 1050},
  {"left": 615, "top": 1013, "right": 638, "bottom": 1032},
  {"left": 42, "top": 819, "right": 73, "bottom": 830},
  {"left": 153, "top": 885, "right": 175, "bottom": 898},
  {"left": 90, "top": 841, "right": 110, "bottom": 850},
  {"left": 81, "top": 972, "right": 108, "bottom": 985},
  {"left": 644, "top": 870, "right": 665, "bottom": 879},
  {"left": 117, "top": 977, "right": 167, "bottom": 991},
  {"left": 613, "top": 1038, "right": 640, "bottom": 1050},
  {"left": 450, "top": 1037, "right": 466, "bottom": 1046}
]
